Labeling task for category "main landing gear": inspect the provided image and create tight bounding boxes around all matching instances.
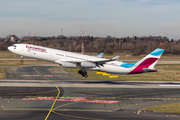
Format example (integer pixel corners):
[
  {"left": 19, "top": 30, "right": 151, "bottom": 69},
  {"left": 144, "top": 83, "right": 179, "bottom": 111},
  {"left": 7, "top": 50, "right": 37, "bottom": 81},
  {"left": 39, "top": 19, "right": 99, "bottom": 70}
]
[{"left": 78, "top": 70, "right": 88, "bottom": 78}]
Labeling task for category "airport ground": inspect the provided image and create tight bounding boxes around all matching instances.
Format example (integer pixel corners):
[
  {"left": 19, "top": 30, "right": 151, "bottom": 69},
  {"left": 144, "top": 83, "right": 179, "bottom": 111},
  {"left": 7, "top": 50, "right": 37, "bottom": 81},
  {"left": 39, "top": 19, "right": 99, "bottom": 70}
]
[
  {"left": 1, "top": 58, "right": 180, "bottom": 81},
  {"left": 0, "top": 51, "right": 180, "bottom": 119},
  {"left": 0, "top": 65, "right": 180, "bottom": 120}
]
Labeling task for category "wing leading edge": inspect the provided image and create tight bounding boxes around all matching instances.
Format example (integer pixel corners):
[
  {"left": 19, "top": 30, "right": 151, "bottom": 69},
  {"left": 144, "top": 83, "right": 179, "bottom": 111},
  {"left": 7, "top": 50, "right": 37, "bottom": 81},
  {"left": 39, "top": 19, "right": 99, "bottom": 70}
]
[{"left": 54, "top": 56, "right": 120, "bottom": 68}]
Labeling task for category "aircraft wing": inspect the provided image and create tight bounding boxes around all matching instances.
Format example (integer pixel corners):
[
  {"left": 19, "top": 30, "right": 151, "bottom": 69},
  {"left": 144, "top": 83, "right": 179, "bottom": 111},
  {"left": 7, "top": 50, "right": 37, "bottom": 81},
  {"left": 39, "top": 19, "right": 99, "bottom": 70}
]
[
  {"left": 55, "top": 56, "right": 119, "bottom": 63},
  {"left": 92, "top": 56, "right": 119, "bottom": 63},
  {"left": 54, "top": 56, "right": 120, "bottom": 67}
]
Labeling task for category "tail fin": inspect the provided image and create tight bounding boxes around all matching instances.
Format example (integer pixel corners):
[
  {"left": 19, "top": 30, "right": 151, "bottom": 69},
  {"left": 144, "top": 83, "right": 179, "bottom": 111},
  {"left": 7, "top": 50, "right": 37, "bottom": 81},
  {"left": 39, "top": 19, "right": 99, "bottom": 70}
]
[{"left": 129, "top": 48, "right": 165, "bottom": 74}]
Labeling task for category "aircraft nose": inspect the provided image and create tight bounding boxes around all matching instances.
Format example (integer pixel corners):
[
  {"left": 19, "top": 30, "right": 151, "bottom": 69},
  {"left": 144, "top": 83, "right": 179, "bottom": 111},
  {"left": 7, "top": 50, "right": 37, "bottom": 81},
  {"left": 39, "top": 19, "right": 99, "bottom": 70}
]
[{"left": 8, "top": 46, "right": 13, "bottom": 51}]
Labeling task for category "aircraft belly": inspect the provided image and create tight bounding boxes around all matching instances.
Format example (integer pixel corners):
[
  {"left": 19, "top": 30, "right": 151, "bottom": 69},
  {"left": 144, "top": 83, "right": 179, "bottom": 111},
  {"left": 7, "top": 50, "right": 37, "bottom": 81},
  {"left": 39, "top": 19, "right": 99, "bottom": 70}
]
[{"left": 100, "top": 64, "right": 130, "bottom": 74}]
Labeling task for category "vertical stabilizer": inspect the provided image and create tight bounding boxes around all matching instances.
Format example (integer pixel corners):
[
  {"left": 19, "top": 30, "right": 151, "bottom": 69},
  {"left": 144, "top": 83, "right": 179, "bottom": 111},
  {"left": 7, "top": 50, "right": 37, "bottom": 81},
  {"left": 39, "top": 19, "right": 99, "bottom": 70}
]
[{"left": 129, "top": 48, "right": 165, "bottom": 74}]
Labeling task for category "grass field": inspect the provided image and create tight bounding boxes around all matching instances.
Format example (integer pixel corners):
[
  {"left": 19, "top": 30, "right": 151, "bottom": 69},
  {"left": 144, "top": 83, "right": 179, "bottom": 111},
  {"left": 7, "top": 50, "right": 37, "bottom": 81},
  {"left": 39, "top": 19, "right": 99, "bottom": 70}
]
[
  {"left": 0, "top": 51, "right": 22, "bottom": 59},
  {"left": 0, "top": 67, "right": 5, "bottom": 79},
  {"left": 144, "top": 102, "right": 180, "bottom": 113}
]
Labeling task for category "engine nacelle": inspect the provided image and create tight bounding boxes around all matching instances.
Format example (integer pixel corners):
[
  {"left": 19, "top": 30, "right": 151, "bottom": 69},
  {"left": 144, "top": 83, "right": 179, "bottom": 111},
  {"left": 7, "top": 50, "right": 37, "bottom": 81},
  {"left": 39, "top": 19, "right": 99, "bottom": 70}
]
[
  {"left": 143, "top": 68, "right": 157, "bottom": 72},
  {"left": 81, "top": 61, "right": 96, "bottom": 68},
  {"left": 62, "top": 62, "right": 76, "bottom": 68}
]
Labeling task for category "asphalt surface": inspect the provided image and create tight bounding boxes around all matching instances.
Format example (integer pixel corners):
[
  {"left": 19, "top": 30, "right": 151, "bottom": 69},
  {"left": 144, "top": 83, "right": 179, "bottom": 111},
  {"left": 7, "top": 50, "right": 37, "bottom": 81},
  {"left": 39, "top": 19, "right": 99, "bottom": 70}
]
[{"left": 0, "top": 65, "right": 180, "bottom": 120}]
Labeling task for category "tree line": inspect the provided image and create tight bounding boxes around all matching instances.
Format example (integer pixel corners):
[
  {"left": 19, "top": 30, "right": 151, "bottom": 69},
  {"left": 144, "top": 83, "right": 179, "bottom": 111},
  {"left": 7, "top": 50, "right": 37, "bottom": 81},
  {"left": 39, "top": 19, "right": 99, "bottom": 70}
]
[{"left": 1, "top": 35, "right": 180, "bottom": 55}]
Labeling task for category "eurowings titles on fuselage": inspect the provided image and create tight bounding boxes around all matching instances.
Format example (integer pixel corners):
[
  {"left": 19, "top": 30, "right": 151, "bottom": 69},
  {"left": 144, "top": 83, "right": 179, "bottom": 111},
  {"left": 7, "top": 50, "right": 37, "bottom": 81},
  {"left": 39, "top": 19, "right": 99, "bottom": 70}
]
[
  {"left": 8, "top": 44, "right": 165, "bottom": 78},
  {"left": 26, "top": 45, "right": 47, "bottom": 53}
]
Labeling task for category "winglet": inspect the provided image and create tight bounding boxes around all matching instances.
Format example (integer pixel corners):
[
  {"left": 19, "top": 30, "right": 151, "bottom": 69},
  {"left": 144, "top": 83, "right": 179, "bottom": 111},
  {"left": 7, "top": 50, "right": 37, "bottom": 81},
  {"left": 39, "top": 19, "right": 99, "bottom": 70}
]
[
  {"left": 96, "top": 53, "right": 104, "bottom": 58},
  {"left": 92, "top": 55, "right": 120, "bottom": 64},
  {"left": 111, "top": 56, "right": 119, "bottom": 60}
]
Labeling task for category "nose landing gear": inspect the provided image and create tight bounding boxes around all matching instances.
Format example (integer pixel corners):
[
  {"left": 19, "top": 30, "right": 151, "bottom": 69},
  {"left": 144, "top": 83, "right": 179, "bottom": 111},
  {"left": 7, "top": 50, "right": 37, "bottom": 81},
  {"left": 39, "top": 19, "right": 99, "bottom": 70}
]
[{"left": 20, "top": 56, "right": 24, "bottom": 63}]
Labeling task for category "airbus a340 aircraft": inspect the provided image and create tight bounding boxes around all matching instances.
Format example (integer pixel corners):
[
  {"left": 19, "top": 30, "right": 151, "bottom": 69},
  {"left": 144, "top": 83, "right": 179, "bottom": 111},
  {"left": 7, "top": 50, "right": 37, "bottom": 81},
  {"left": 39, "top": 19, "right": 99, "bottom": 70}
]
[{"left": 8, "top": 44, "right": 165, "bottom": 78}]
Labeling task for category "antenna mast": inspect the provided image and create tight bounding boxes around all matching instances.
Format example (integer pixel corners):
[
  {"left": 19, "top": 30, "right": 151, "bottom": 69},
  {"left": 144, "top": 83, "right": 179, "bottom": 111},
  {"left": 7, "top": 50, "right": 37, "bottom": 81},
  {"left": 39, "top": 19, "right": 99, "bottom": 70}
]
[{"left": 161, "top": 31, "right": 163, "bottom": 39}]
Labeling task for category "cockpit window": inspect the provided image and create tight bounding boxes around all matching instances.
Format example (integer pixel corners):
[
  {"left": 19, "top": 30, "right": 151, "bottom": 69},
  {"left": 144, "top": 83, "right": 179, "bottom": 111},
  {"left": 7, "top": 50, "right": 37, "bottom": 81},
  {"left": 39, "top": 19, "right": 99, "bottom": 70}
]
[{"left": 13, "top": 45, "right": 16, "bottom": 47}]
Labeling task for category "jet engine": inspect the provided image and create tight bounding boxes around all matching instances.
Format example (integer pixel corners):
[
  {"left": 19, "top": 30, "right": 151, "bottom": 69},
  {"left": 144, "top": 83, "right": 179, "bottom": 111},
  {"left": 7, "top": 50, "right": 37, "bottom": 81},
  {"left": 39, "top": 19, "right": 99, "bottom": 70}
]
[
  {"left": 81, "top": 61, "right": 96, "bottom": 68},
  {"left": 62, "top": 62, "right": 76, "bottom": 68}
]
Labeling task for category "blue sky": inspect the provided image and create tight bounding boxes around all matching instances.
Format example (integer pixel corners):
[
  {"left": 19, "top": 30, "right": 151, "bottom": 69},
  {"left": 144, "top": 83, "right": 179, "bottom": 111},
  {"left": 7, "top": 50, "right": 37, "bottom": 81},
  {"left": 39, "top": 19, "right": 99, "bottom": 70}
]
[{"left": 0, "top": 0, "right": 180, "bottom": 39}]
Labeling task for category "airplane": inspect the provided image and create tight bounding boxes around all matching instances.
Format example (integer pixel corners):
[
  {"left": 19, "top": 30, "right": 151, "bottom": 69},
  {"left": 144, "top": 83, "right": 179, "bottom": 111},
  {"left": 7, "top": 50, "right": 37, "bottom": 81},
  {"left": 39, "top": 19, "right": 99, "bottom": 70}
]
[{"left": 8, "top": 44, "right": 165, "bottom": 78}]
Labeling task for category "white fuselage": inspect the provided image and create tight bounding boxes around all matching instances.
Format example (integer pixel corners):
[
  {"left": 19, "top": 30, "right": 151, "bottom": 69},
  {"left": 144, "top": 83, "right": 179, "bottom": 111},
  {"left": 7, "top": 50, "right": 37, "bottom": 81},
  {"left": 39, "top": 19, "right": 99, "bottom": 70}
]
[{"left": 8, "top": 44, "right": 132, "bottom": 74}]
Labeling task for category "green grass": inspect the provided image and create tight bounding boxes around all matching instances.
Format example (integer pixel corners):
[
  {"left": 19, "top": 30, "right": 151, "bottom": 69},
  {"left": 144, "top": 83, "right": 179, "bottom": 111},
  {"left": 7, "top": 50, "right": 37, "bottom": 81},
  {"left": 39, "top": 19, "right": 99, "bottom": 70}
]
[
  {"left": 144, "top": 102, "right": 180, "bottom": 113},
  {"left": 0, "top": 51, "right": 21, "bottom": 58},
  {"left": 0, "top": 68, "right": 5, "bottom": 79},
  {"left": 0, "top": 68, "right": 5, "bottom": 73}
]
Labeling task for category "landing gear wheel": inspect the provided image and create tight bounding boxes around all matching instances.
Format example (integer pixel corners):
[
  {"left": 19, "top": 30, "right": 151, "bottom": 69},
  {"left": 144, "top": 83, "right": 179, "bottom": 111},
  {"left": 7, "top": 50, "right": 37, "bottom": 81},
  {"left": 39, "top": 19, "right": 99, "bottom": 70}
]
[
  {"left": 20, "top": 56, "right": 24, "bottom": 63},
  {"left": 83, "top": 75, "right": 88, "bottom": 78},
  {"left": 78, "top": 70, "right": 88, "bottom": 78}
]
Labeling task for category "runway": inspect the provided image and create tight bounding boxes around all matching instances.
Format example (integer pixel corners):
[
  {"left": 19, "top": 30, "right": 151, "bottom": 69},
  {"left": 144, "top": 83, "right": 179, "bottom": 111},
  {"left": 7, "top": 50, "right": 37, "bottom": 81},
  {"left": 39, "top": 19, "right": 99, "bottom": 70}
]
[{"left": 0, "top": 65, "right": 180, "bottom": 120}]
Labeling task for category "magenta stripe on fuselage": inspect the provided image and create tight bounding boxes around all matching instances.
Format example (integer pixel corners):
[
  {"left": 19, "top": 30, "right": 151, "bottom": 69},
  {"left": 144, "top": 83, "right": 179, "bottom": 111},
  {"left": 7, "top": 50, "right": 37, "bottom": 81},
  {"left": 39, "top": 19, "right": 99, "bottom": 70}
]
[{"left": 128, "top": 58, "right": 158, "bottom": 74}]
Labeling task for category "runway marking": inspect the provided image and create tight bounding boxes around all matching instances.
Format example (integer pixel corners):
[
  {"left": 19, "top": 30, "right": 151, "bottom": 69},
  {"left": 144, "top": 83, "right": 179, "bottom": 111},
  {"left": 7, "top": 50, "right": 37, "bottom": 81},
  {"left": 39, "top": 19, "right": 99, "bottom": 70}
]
[
  {"left": 52, "top": 111, "right": 102, "bottom": 120},
  {"left": 51, "top": 98, "right": 107, "bottom": 120},
  {"left": 33, "top": 67, "right": 51, "bottom": 81},
  {"left": 22, "top": 75, "right": 40, "bottom": 76},
  {"left": 32, "top": 67, "right": 180, "bottom": 119},
  {"left": 3, "top": 109, "right": 50, "bottom": 111},
  {"left": 53, "top": 101, "right": 82, "bottom": 110},
  {"left": 22, "top": 96, "right": 180, "bottom": 101},
  {"left": 159, "top": 85, "right": 180, "bottom": 87},
  {"left": 45, "top": 86, "right": 60, "bottom": 120},
  {"left": 44, "top": 75, "right": 62, "bottom": 77},
  {"left": 73, "top": 89, "right": 180, "bottom": 94},
  {"left": 117, "top": 97, "right": 180, "bottom": 100},
  {"left": 22, "top": 97, "right": 120, "bottom": 103},
  {"left": 33, "top": 67, "right": 61, "bottom": 120},
  {"left": 3, "top": 109, "right": 112, "bottom": 112},
  {"left": 0, "top": 90, "right": 57, "bottom": 96},
  {"left": 33, "top": 67, "right": 98, "bottom": 120},
  {"left": 21, "top": 75, "right": 62, "bottom": 77},
  {"left": 113, "top": 89, "right": 180, "bottom": 98},
  {"left": 33, "top": 67, "right": 101, "bottom": 119}
]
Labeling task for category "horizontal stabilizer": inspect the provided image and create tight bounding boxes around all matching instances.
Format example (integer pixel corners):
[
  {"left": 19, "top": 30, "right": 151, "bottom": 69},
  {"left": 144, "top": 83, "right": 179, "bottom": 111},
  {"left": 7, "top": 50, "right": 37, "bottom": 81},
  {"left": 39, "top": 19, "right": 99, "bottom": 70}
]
[{"left": 143, "top": 68, "right": 157, "bottom": 72}]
